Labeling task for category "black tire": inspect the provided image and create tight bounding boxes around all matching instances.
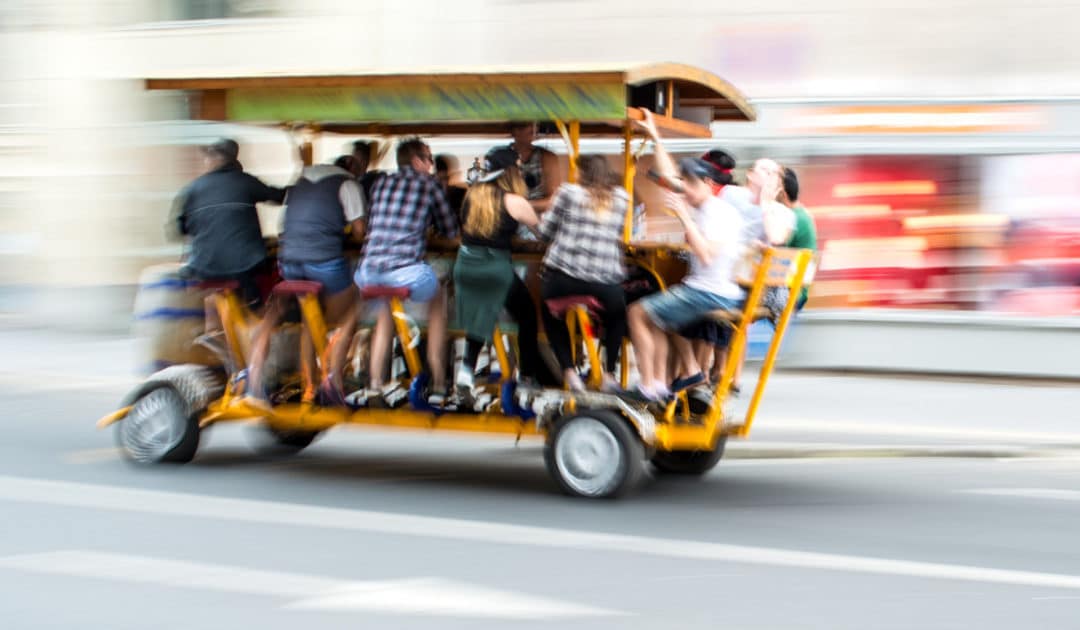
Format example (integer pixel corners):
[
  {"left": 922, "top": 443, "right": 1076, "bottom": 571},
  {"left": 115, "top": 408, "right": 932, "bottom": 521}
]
[
  {"left": 650, "top": 436, "right": 727, "bottom": 476},
  {"left": 544, "top": 409, "right": 645, "bottom": 499},
  {"left": 116, "top": 365, "right": 223, "bottom": 464},
  {"left": 248, "top": 425, "right": 322, "bottom": 456}
]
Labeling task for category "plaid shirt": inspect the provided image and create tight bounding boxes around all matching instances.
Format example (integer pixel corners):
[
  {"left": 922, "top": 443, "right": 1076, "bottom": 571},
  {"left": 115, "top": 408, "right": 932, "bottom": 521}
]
[
  {"left": 361, "top": 166, "right": 458, "bottom": 272},
  {"left": 539, "top": 183, "right": 628, "bottom": 283}
]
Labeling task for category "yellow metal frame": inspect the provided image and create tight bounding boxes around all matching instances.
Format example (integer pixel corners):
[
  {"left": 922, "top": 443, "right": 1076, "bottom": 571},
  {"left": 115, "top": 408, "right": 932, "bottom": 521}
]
[
  {"left": 100, "top": 248, "right": 813, "bottom": 454},
  {"left": 563, "top": 304, "right": 604, "bottom": 391},
  {"left": 388, "top": 296, "right": 424, "bottom": 378}
]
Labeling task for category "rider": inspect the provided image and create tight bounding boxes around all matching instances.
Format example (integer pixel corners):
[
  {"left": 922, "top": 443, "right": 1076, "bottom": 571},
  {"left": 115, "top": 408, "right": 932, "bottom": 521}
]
[
  {"left": 355, "top": 138, "right": 459, "bottom": 407},
  {"left": 538, "top": 154, "right": 629, "bottom": 392},
  {"left": 507, "top": 121, "right": 560, "bottom": 217},
  {"left": 625, "top": 111, "right": 746, "bottom": 402},
  {"left": 452, "top": 147, "right": 558, "bottom": 401},
  {"left": 246, "top": 156, "right": 367, "bottom": 405},
  {"left": 171, "top": 138, "right": 285, "bottom": 308}
]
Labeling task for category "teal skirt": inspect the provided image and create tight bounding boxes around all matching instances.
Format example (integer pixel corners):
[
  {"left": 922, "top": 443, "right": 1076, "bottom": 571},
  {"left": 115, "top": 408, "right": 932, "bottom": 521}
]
[{"left": 453, "top": 244, "right": 514, "bottom": 341}]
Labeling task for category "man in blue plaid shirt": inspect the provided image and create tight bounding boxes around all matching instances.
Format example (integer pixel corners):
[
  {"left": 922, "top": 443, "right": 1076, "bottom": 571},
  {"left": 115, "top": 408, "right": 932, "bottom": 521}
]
[{"left": 356, "top": 138, "right": 459, "bottom": 405}]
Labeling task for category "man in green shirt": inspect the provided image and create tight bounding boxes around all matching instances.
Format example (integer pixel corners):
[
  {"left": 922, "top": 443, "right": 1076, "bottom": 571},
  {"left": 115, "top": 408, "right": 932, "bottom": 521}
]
[{"left": 780, "top": 168, "right": 817, "bottom": 309}]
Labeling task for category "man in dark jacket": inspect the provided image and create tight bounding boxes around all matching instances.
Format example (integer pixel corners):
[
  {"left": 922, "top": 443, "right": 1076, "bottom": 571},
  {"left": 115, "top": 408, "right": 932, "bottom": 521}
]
[{"left": 173, "top": 138, "right": 285, "bottom": 306}]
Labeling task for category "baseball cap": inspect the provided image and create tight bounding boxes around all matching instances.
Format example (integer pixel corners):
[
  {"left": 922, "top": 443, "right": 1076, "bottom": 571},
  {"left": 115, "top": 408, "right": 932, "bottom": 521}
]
[
  {"left": 470, "top": 147, "right": 520, "bottom": 184},
  {"left": 679, "top": 157, "right": 723, "bottom": 183}
]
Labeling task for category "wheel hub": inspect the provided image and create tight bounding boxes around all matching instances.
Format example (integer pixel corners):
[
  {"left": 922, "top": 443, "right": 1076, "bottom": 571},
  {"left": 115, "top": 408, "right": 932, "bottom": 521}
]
[
  {"left": 120, "top": 388, "right": 186, "bottom": 462},
  {"left": 555, "top": 417, "right": 622, "bottom": 496}
]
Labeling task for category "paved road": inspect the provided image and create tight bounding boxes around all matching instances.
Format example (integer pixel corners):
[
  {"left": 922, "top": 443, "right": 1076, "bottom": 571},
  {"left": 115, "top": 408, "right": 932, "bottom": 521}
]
[{"left": 1, "top": 329, "right": 1079, "bottom": 629}]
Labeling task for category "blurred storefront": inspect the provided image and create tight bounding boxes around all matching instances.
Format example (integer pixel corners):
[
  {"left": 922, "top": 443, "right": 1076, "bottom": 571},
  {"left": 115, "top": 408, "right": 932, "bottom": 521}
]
[{"left": 1, "top": 0, "right": 1079, "bottom": 347}]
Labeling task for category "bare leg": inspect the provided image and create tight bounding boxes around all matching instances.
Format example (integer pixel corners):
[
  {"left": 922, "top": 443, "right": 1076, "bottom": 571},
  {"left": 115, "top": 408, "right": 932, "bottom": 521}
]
[
  {"left": 368, "top": 306, "right": 394, "bottom": 389},
  {"left": 695, "top": 341, "right": 713, "bottom": 377},
  {"left": 627, "top": 303, "right": 655, "bottom": 387},
  {"left": 425, "top": 286, "right": 449, "bottom": 392},
  {"left": 321, "top": 287, "right": 359, "bottom": 391},
  {"left": 246, "top": 297, "right": 283, "bottom": 399},
  {"left": 712, "top": 347, "right": 728, "bottom": 383},
  {"left": 671, "top": 335, "right": 701, "bottom": 377},
  {"left": 203, "top": 295, "right": 222, "bottom": 335},
  {"left": 651, "top": 327, "right": 670, "bottom": 387}
]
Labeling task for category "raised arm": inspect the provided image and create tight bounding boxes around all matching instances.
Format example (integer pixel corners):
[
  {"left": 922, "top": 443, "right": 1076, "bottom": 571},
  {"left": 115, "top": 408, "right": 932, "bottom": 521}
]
[
  {"left": 634, "top": 109, "right": 678, "bottom": 180},
  {"left": 537, "top": 185, "right": 569, "bottom": 242},
  {"left": 530, "top": 149, "right": 562, "bottom": 214},
  {"left": 665, "top": 191, "right": 718, "bottom": 267}
]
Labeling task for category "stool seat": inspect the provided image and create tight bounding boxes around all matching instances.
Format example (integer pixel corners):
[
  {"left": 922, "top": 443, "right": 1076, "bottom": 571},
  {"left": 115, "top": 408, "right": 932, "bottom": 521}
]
[
  {"left": 197, "top": 279, "right": 240, "bottom": 291},
  {"left": 360, "top": 285, "right": 411, "bottom": 300},
  {"left": 545, "top": 295, "right": 603, "bottom": 319},
  {"left": 272, "top": 280, "right": 323, "bottom": 296}
]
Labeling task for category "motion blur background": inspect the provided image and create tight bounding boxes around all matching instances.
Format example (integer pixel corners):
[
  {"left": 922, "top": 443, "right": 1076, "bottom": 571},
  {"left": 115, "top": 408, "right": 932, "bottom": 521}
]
[{"left": 2, "top": 0, "right": 1078, "bottom": 375}]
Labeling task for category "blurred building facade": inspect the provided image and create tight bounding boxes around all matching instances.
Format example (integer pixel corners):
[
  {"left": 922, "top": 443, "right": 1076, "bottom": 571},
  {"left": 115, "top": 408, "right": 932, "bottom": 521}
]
[{"left": 2, "top": 0, "right": 1080, "bottom": 329}]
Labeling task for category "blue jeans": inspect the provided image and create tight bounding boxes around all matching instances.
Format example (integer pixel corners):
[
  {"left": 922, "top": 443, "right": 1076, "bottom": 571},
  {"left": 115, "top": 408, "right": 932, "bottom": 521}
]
[
  {"left": 279, "top": 258, "right": 353, "bottom": 294},
  {"left": 639, "top": 284, "right": 742, "bottom": 331},
  {"left": 355, "top": 262, "right": 440, "bottom": 303}
]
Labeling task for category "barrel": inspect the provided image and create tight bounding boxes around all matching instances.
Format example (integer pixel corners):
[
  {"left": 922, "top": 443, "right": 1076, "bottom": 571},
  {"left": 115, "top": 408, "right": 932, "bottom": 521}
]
[{"left": 132, "top": 263, "right": 219, "bottom": 375}]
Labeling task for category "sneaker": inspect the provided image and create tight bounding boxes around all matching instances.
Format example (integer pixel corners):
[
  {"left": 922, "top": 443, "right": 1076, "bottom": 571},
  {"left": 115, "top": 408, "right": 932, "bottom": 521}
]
[
  {"left": 671, "top": 372, "right": 706, "bottom": 393},
  {"left": 427, "top": 391, "right": 448, "bottom": 408},
  {"left": 380, "top": 383, "right": 408, "bottom": 408},
  {"left": 316, "top": 378, "right": 347, "bottom": 408},
  {"left": 243, "top": 393, "right": 273, "bottom": 413},
  {"left": 617, "top": 384, "right": 661, "bottom": 404},
  {"left": 564, "top": 371, "right": 586, "bottom": 392},
  {"left": 600, "top": 375, "right": 621, "bottom": 394},
  {"left": 344, "top": 389, "right": 370, "bottom": 408},
  {"left": 454, "top": 368, "right": 476, "bottom": 406}
]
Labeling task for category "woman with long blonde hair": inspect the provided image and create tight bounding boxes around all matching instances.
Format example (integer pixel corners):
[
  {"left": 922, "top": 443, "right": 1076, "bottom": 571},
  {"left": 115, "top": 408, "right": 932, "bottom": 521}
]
[
  {"left": 452, "top": 147, "right": 556, "bottom": 400},
  {"left": 538, "top": 154, "right": 629, "bottom": 391}
]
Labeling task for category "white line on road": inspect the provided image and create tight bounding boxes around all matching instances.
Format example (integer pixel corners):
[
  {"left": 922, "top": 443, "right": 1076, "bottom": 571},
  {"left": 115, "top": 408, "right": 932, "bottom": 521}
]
[
  {"left": 0, "top": 550, "right": 618, "bottom": 619},
  {"left": 2, "top": 475, "right": 1080, "bottom": 591},
  {"left": 0, "top": 371, "right": 137, "bottom": 392},
  {"left": 762, "top": 419, "right": 1080, "bottom": 445},
  {"left": 963, "top": 488, "right": 1080, "bottom": 502}
]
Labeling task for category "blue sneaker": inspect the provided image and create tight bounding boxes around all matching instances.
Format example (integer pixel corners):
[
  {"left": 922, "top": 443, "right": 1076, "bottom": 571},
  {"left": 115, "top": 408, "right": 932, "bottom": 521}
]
[{"left": 670, "top": 372, "right": 706, "bottom": 393}]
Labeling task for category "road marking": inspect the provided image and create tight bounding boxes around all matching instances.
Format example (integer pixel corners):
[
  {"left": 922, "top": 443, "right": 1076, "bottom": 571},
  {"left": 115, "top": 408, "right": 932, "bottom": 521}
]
[
  {"left": 2, "top": 475, "right": 1080, "bottom": 591},
  {"left": 964, "top": 488, "right": 1080, "bottom": 502},
  {"left": 762, "top": 418, "right": 1080, "bottom": 445},
  {"left": 0, "top": 550, "right": 618, "bottom": 619},
  {"left": 0, "top": 371, "right": 136, "bottom": 393}
]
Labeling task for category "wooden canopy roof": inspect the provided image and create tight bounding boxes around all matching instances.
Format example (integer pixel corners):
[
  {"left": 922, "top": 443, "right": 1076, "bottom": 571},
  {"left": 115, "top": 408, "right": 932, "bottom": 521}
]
[{"left": 146, "top": 62, "right": 755, "bottom": 139}]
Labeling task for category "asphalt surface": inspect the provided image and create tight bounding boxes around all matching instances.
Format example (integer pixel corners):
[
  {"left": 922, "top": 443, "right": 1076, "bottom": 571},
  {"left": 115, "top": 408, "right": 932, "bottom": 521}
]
[{"left": 1, "top": 329, "right": 1079, "bottom": 629}]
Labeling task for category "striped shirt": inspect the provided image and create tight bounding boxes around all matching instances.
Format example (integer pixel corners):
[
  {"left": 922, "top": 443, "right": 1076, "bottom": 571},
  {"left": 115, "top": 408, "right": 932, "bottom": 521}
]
[
  {"left": 538, "top": 183, "right": 628, "bottom": 284},
  {"left": 360, "top": 166, "right": 458, "bottom": 272}
]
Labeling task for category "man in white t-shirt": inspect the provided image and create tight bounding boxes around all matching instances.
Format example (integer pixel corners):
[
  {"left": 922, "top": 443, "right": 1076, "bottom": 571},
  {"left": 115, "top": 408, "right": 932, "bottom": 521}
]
[{"left": 625, "top": 111, "right": 746, "bottom": 402}]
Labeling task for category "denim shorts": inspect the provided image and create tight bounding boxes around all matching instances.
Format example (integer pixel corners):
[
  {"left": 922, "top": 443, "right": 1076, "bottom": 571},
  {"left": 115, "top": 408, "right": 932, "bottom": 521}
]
[
  {"left": 355, "top": 262, "right": 439, "bottom": 303},
  {"left": 279, "top": 258, "right": 354, "bottom": 295},
  {"left": 639, "top": 283, "right": 742, "bottom": 332}
]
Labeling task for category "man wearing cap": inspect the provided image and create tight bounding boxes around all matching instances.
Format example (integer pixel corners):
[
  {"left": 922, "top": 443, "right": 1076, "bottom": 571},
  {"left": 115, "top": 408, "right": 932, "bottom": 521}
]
[
  {"left": 625, "top": 111, "right": 747, "bottom": 402},
  {"left": 172, "top": 138, "right": 286, "bottom": 306}
]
